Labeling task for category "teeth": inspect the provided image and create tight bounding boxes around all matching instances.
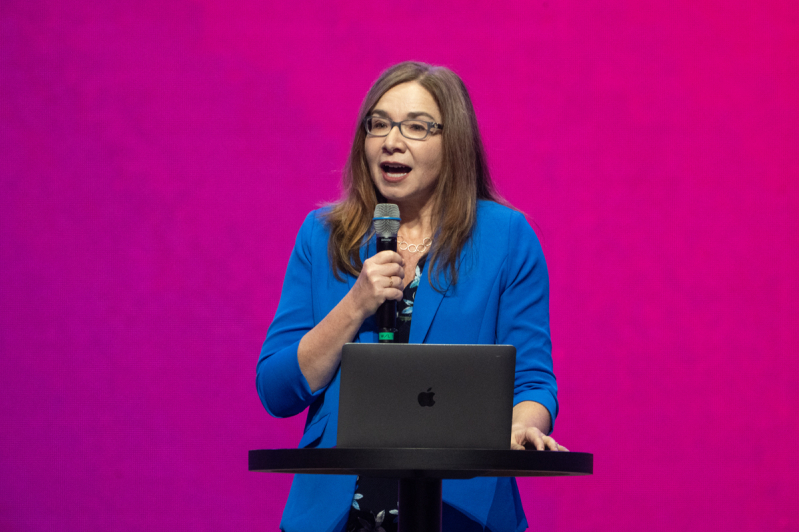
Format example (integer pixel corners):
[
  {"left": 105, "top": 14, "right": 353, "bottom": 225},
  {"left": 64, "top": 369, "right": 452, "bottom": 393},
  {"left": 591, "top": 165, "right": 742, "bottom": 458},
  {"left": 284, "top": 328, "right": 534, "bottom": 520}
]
[{"left": 381, "top": 163, "right": 411, "bottom": 175}]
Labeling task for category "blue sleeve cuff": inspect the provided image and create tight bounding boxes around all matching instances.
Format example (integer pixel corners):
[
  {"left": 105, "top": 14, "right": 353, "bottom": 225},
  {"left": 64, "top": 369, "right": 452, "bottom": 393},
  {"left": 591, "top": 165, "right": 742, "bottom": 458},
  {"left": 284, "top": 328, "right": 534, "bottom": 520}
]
[{"left": 257, "top": 338, "right": 325, "bottom": 418}]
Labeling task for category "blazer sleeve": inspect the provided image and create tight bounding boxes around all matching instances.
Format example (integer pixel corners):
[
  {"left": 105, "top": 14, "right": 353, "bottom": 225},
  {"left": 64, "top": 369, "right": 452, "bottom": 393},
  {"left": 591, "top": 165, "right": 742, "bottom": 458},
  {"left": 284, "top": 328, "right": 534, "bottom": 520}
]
[
  {"left": 497, "top": 210, "right": 558, "bottom": 432},
  {"left": 256, "top": 211, "right": 326, "bottom": 418}
]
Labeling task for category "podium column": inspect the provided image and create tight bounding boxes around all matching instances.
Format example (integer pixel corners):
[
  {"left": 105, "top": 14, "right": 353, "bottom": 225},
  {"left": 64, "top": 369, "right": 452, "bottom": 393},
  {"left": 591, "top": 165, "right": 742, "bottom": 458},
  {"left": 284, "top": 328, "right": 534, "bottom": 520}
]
[{"left": 398, "top": 478, "right": 442, "bottom": 532}]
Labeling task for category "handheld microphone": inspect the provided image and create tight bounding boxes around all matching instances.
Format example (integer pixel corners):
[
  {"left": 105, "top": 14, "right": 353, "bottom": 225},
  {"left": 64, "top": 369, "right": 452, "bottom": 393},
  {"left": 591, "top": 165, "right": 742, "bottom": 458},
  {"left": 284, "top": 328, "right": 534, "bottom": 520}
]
[{"left": 373, "top": 204, "right": 401, "bottom": 343}]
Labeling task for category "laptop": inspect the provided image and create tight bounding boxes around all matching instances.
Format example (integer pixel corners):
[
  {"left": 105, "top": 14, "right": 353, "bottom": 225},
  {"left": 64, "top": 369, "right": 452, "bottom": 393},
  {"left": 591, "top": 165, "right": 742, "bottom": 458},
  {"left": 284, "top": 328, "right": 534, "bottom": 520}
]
[{"left": 336, "top": 343, "right": 516, "bottom": 449}]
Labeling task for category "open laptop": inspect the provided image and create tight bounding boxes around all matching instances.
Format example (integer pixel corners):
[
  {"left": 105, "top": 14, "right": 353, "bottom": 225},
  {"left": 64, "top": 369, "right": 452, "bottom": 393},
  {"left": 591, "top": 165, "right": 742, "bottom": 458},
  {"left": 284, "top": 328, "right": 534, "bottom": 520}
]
[{"left": 336, "top": 343, "right": 516, "bottom": 449}]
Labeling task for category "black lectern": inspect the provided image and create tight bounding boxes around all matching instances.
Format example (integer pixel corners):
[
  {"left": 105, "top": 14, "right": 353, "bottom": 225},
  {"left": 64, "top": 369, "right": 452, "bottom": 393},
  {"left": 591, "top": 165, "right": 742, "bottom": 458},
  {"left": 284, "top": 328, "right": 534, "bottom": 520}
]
[{"left": 249, "top": 448, "right": 592, "bottom": 532}]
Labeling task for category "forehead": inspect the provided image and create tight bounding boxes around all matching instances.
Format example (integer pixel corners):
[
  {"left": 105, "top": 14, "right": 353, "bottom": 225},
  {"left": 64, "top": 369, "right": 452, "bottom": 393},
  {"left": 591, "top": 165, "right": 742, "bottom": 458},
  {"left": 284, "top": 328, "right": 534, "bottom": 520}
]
[{"left": 372, "top": 82, "right": 441, "bottom": 120}]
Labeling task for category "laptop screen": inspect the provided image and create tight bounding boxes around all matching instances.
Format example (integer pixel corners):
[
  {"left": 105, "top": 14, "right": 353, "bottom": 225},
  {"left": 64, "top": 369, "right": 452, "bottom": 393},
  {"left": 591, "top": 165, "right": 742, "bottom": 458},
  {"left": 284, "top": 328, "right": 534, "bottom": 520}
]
[{"left": 337, "top": 343, "right": 515, "bottom": 449}]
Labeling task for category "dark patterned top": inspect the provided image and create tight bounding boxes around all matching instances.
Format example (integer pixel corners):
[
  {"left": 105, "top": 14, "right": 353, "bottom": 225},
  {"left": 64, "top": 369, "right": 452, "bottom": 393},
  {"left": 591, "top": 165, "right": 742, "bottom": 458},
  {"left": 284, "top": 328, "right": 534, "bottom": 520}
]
[{"left": 345, "top": 256, "right": 426, "bottom": 532}]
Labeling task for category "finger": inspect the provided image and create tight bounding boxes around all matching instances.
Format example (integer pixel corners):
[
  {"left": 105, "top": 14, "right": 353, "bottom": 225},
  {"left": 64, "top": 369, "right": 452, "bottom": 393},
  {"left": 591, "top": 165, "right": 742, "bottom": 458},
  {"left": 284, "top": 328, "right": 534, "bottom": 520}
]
[
  {"left": 544, "top": 437, "right": 559, "bottom": 451},
  {"left": 510, "top": 428, "right": 525, "bottom": 447},
  {"left": 385, "top": 276, "right": 404, "bottom": 290},
  {"left": 389, "top": 287, "right": 404, "bottom": 301},
  {"left": 378, "top": 274, "right": 402, "bottom": 302},
  {"left": 372, "top": 250, "right": 405, "bottom": 266},
  {"left": 558, "top": 445, "right": 570, "bottom": 452},
  {"left": 370, "top": 262, "right": 404, "bottom": 280},
  {"left": 526, "top": 428, "right": 545, "bottom": 451},
  {"left": 363, "top": 265, "right": 395, "bottom": 286},
  {"left": 510, "top": 441, "right": 525, "bottom": 451}
]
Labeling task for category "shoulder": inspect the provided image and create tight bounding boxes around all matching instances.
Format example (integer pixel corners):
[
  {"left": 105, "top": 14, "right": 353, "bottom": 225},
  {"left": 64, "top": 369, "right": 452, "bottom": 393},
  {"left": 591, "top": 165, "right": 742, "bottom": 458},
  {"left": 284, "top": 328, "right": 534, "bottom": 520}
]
[
  {"left": 298, "top": 206, "right": 334, "bottom": 236},
  {"left": 298, "top": 205, "right": 331, "bottom": 228},
  {"left": 293, "top": 206, "right": 334, "bottom": 255},
  {"left": 473, "top": 200, "right": 545, "bottom": 270},
  {"left": 477, "top": 198, "right": 516, "bottom": 216},
  {"left": 475, "top": 200, "right": 536, "bottom": 239}
]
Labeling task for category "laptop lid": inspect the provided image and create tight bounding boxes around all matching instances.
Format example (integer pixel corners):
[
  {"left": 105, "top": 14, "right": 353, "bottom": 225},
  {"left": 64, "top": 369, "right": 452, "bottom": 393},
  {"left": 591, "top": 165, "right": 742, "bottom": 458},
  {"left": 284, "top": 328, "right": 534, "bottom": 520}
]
[{"left": 337, "top": 343, "right": 516, "bottom": 450}]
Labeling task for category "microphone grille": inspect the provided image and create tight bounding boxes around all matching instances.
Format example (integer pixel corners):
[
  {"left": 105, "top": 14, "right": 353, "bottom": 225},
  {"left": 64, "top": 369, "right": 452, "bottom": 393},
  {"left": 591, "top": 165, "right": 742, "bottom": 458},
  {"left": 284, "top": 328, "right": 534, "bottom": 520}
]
[{"left": 373, "top": 203, "right": 400, "bottom": 237}]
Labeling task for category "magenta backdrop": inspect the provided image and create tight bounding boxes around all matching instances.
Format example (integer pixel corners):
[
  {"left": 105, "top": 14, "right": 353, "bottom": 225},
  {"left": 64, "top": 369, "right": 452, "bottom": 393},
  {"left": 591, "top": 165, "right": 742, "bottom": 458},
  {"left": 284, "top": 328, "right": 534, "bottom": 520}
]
[{"left": 1, "top": 1, "right": 797, "bottom": 531}]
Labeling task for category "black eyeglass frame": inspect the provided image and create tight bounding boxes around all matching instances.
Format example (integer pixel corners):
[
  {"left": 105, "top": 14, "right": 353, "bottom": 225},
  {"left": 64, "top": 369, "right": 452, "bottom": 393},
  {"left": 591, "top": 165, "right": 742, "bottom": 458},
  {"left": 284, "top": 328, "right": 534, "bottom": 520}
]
[{"left": 364, "top": 115, "right": 444, "bottom": 140}]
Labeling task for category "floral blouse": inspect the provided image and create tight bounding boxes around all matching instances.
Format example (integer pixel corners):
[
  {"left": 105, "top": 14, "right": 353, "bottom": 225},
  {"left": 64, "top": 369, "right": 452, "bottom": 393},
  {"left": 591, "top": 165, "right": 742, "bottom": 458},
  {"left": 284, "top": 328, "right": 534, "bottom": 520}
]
[{"left": 345, "top": 256, "right": 426, "bottom": 532}]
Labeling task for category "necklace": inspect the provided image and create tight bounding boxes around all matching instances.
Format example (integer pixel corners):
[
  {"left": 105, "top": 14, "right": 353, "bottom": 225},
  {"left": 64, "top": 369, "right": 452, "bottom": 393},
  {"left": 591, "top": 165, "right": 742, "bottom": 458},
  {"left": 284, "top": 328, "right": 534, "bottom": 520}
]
[{"left": 398, "top": 235, "right": 432, "bottom": 254}]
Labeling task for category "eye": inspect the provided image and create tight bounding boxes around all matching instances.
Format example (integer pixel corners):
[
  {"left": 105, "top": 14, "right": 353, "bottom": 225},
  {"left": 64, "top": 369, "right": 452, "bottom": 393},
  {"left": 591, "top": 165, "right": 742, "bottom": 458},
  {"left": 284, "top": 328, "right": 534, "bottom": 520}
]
[
  {"left": 407, "top": 121, "right": 427, "bottom": 133},
  {"left": 370, "top": 117, "right": 389, "bottom": 130}
]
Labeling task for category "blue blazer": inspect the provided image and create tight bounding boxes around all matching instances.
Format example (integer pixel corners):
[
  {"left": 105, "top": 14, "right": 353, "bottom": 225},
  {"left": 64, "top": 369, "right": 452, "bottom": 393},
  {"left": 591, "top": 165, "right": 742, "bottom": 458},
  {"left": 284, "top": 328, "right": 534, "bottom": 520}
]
[{"left": 257, "top": 200, "right": 557, "bottom": 532}]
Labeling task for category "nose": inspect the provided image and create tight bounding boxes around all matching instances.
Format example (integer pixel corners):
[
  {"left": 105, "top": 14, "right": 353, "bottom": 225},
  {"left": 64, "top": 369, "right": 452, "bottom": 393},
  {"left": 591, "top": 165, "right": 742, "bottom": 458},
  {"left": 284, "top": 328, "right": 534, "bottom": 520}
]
[{"left": 382, "top": 124, "right": 406, "bottom": 153}]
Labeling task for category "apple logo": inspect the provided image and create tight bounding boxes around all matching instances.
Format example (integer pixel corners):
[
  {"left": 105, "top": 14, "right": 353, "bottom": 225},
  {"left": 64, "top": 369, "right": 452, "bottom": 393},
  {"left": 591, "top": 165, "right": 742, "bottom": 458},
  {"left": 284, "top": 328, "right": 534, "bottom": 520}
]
[{"left": 417, "top": 387, "right": 436, "bottom": 407}]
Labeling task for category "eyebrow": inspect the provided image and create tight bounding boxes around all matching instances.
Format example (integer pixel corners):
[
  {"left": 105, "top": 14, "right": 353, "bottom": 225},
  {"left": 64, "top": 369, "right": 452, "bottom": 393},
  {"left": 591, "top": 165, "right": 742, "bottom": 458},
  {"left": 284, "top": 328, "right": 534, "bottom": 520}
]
[{"left": 371, "top": 109, "right": 438, "bottom": 121}]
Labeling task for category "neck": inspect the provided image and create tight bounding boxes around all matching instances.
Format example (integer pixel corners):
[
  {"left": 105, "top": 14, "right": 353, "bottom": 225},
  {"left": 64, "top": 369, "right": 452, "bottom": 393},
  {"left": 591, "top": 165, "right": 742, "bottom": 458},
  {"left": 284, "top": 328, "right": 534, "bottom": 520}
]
[{"left": 397, "top": 196, "right": 436, "bottom": 240}]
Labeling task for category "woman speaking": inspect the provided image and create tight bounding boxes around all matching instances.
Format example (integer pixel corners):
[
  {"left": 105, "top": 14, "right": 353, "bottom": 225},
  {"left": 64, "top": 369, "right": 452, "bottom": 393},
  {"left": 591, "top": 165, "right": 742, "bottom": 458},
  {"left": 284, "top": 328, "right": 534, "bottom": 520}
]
[{"left": 257, "top": 61, "right": 566, "bottom": 532}]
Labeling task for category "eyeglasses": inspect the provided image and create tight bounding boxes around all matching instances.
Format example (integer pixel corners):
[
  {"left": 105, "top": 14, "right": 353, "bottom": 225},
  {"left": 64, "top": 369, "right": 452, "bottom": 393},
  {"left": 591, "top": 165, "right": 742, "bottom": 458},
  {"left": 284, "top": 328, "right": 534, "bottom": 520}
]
[{"left": 364, "top": 115, "right": 444, "bottom": 140}]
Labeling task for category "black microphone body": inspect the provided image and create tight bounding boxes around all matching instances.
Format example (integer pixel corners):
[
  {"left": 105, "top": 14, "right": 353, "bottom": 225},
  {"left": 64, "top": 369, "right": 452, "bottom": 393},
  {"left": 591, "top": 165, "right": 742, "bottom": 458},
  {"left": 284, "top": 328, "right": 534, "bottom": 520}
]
[
  {"left": 373, "top": 204, "right": 401, "bottom": 343},
  {"left": 376, "top": 234, "right": 397, "bottom": 343}
]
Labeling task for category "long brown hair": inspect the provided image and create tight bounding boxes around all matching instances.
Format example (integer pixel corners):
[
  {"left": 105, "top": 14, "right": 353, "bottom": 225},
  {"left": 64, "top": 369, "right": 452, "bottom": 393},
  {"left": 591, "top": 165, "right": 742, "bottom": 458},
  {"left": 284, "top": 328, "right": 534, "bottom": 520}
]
[{"left": 324, "top": 61, "right": 505, "bottom": 290}]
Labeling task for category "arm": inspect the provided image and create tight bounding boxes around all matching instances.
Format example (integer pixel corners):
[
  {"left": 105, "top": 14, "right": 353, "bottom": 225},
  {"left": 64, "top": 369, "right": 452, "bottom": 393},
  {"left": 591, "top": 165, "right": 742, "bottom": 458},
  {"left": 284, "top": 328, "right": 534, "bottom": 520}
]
[
  {"left": 497, "top": 211, "right": 567, "bottom": 451},
  {"left": 256, "top": 212, "right": 322, "bottom": 418},
  {"left": 297, "top": 246, "right": 404, "bottom": 392},
  {"left": 256, "top": 212, "right": 405, "bottom": 417}
]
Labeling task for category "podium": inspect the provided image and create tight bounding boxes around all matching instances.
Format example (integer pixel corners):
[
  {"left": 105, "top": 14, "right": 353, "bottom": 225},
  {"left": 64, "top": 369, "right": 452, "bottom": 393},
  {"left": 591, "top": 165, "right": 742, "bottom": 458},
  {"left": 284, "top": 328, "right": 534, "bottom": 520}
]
[{"left": 249, "top": 448, "right": 592, "bottom": 532}]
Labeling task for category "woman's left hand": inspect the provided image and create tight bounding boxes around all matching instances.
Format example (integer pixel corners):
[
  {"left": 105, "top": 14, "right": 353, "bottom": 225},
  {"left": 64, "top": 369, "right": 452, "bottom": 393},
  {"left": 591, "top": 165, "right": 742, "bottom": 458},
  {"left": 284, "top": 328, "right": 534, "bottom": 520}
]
[
  {"left": 510, "top": 402, "right": 568, "bottom": 451},
  {"left": 510, "top": 425, "right": 569, "bottom": 451}
]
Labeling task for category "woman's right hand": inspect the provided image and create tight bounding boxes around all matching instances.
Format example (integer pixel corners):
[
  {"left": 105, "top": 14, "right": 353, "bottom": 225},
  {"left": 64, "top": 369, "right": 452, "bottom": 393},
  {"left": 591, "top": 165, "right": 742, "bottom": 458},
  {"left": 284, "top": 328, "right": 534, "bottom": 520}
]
[{"left": 348, "top": 250, "right": 405, "bottom": 320}]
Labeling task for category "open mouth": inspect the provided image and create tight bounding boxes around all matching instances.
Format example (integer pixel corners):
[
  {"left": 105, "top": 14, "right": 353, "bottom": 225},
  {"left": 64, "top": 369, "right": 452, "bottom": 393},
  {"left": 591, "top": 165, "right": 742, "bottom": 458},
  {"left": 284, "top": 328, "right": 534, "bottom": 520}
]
[{"left": 380, "top": 162, "right": 412, "bottom": 177}]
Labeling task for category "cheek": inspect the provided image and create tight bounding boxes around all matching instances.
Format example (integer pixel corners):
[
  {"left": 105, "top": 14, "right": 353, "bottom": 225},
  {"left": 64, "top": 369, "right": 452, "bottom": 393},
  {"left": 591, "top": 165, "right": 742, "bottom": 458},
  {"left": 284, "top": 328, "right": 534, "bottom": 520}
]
[
  {"left": 365, "top": 140, "right": 381, "bottom": 165},
  {"left": 365, "top": 147, "right": 380, "bottom": 181},
  {"left": 422, "top": 143, "right": 443, "bottom": 173}
]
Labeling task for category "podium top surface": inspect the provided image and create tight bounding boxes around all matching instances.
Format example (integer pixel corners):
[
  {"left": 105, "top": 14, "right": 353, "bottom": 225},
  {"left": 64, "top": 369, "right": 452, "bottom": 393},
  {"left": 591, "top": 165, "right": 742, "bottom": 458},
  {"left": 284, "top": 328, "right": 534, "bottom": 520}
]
[{"left": 248, "top": 448, "right": 592, "bottom": 479}]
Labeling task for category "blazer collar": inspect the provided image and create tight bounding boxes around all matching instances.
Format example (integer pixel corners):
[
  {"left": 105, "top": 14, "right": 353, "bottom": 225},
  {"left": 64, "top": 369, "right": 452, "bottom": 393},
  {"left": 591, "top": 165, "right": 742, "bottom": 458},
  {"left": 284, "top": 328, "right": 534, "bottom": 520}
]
[{"left": 409, "top": 258, "right": 449, "bottom": 343}]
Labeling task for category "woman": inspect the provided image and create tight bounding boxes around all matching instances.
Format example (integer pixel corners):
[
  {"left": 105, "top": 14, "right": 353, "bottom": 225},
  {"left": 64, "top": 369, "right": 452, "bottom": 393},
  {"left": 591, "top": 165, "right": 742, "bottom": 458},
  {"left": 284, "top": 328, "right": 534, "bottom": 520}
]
[{"left": 257, "top": 62, "right": 566, "bottom": 532}]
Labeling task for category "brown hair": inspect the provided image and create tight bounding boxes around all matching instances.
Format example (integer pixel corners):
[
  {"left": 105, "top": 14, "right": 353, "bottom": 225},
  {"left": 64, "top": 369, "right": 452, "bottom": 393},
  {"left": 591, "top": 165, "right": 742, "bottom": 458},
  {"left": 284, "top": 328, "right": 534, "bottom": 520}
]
[{"left": 324, "top": 61, "right": 506, "bottom": 290}]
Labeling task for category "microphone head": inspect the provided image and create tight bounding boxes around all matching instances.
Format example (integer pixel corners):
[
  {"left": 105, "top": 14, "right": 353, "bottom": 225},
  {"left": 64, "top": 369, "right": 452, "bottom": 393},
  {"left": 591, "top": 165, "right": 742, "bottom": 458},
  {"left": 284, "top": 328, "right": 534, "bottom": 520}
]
[{"left": 373, "top": 203, "right": 401, "bottom": 237}]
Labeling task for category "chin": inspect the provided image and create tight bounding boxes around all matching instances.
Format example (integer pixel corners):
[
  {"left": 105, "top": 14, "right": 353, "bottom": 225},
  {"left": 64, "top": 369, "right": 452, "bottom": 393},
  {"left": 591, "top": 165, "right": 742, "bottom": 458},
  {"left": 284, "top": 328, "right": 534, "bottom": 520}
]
[{"left": 374, "top": 183, "right": 402, "bottom": 202}]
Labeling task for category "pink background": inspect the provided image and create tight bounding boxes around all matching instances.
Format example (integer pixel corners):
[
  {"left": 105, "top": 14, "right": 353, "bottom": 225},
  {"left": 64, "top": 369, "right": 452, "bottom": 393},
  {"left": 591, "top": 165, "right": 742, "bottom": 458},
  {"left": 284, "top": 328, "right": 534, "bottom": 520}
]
[{"left": 2, "top": 1, "right": 797, "bottom": 530}]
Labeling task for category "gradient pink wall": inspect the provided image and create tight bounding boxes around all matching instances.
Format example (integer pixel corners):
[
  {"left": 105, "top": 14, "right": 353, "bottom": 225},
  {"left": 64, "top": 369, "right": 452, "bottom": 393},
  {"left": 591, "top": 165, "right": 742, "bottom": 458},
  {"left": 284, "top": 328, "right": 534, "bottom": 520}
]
[{"left": 1, "top": 1, "right": 797, "bottom": 530}]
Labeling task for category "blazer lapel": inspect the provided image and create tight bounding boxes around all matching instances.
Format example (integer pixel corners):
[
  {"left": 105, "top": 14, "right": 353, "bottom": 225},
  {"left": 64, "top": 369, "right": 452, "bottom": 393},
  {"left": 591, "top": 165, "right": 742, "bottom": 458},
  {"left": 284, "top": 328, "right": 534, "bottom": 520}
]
[{"left": 409, "top": 258, "right": 450, "bottom": 343}]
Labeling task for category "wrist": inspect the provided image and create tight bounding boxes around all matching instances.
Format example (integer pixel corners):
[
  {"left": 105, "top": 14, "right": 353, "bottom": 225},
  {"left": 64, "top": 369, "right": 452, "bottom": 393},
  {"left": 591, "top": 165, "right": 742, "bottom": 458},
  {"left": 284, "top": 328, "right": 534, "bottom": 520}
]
[{"left": 341, "top": 289, "right": 370, "bottom": 325}]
